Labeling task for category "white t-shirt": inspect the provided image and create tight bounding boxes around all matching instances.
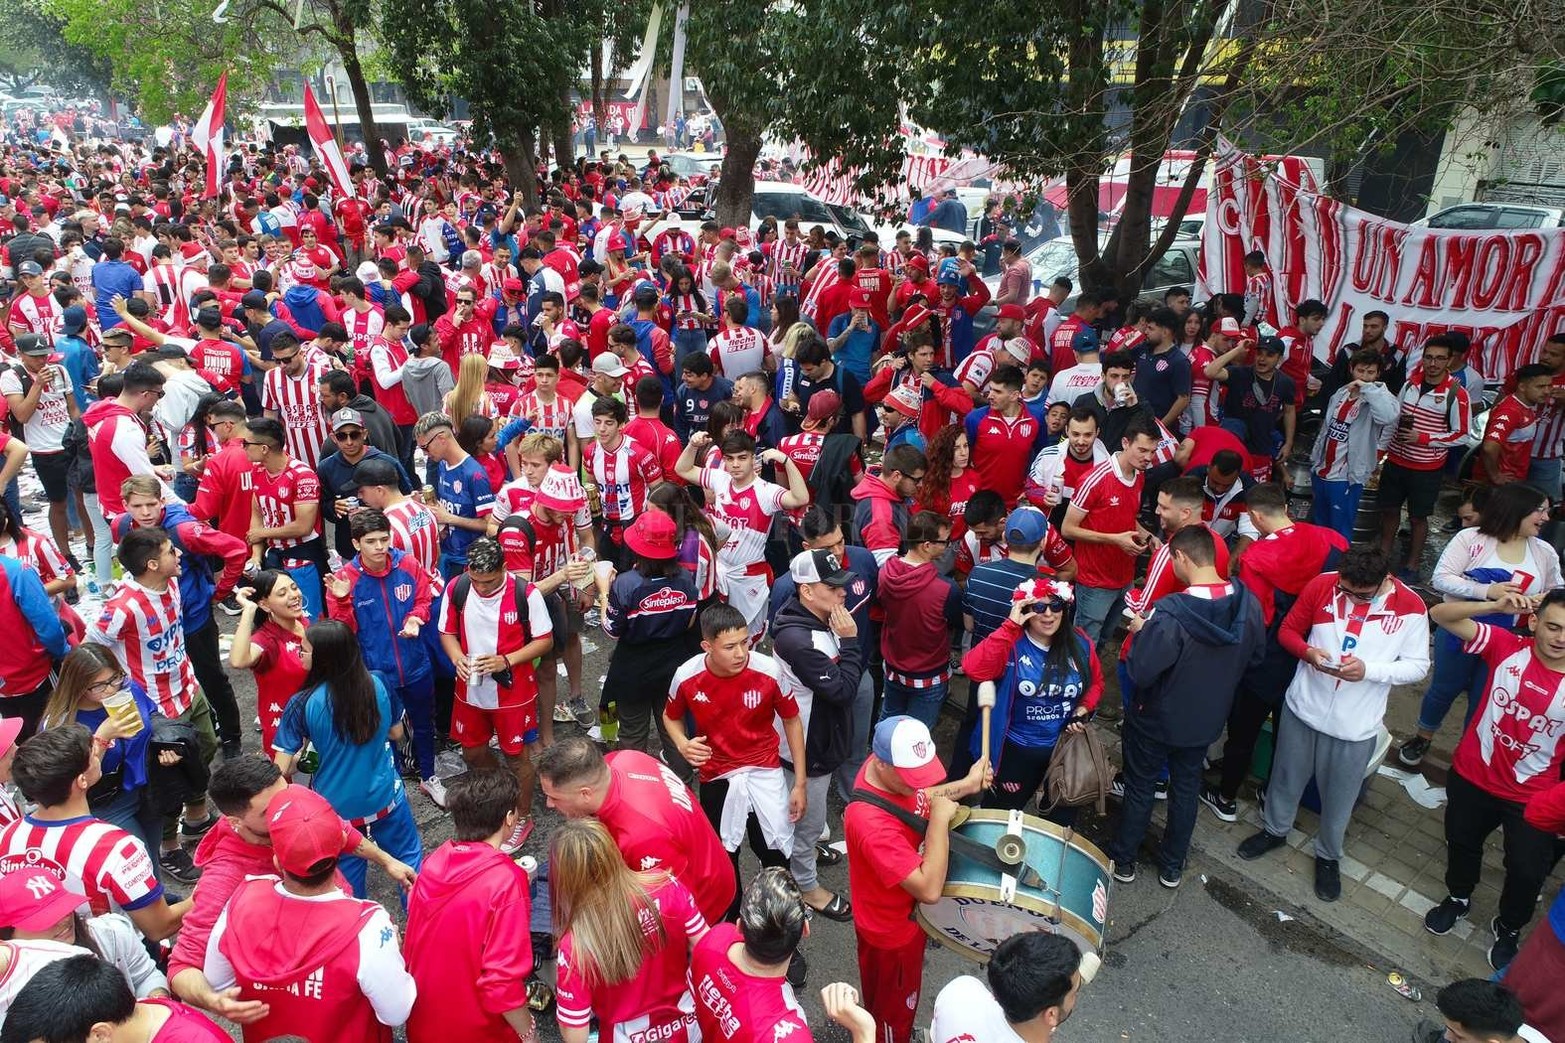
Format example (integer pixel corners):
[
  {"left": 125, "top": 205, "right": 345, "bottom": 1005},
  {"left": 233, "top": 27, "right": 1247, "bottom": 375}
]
[
  {"left": 1047, "top": 363, "right": 1102, "bottom": 407},
  {"left": 0, "top": 363, "right": 73, "bottom": 452},
  {"left": 931, "top": 975, "right": 1026, "bottom": 1043}
]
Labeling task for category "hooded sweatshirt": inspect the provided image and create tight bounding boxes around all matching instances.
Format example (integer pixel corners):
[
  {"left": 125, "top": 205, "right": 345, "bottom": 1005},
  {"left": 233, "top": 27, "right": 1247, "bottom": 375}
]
[
  {"left": 1125, "top": 581, "right": 1266, "bottom": 747},
  {"left": 403, "top": 841, "right": 533, "bottom": 1043},
  {"left": 84, "top": 398, "right": 165, "bottom": 516},
  {"left": 401, "top": 355, "right": 454, "bottom": 418},
  {"left": 851, "top": 476, "right": 909, "bottom": 566},
  {"left": 770, "top": 596, "right": 865, "bottom": 777},
  {"left": 346, "top": 393, "right": 402, "bottom": 459},
  {"left": 878, "top": 556, "right": 963, "bottom": 677},
  {"left": 168, "top": 816, "right": 363, "bottom": 980},
  {"left": 211, "top": 876, "right": 414, "bottom": 1043}
]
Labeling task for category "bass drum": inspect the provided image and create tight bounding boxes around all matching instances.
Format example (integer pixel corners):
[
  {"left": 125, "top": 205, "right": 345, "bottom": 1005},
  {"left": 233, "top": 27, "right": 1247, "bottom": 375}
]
[{"left": 916, "top": 808, "right": 1111, "bottom": 961}]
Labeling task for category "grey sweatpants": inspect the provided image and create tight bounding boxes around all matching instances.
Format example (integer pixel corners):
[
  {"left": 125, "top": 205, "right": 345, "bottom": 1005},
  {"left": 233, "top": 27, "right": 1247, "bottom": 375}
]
[
  {"left": 785, "top": 770, "right": 834, "bottom": 892},
  {"left": 1261, "top": 703, "right": 1377, "bottom": 861}
]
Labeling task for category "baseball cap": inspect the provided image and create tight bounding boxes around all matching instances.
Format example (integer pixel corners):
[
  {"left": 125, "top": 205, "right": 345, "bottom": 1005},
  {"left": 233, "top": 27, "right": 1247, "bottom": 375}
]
[
  {"left": 240, "top": 290, "right": 269, "bottom": 310},
  {"left": 884, "top": 383, "right": 922, "bottom": 418},
  {"left": 905, "top": 254, "right": 930, "bottom": 273},
  {"left": 1004, "top": 507, "right": 1049, "bottom": 547},
  {"left": 625, "top": 511, "right": 678, "bottom": 560},
  {"left": 195, "top": 306, "right": 223, "bottom": 330},
  {"left": 900, "top": 303, "right": 932, "bottom": 332},
  {"left": 848, "top": 288, "right": 873, "bottom": 311},
  {"left": 591, "top": 353, "right": 629, "bottom": 378},
  {"left": 1256, "top": 334, "right": 1285, "bottom": 356},
  {"left": 486, "top": 341, "right": 522, "bottom": 371},
  {"left": 100, "top": 325, "right": 134, "bottom": 344},
  {"left": 805, "top": 389, "right": 842, "bottom": 425},
  {"left": 14, "top": 333, "right": 49, "bottom": 356},
  {"left": 872, "top": 715, "right": 946, "bottom": 789},
  {"left": 1002, "top": 337, "right": 1032, "bottom": 363},
  {"left": 266, "top": 784, "right": 346, "bottom": 877},
  {"left": 0, "top": 869, "right": 85, "bottom": 931},
  {"left": 60, "top": 305, "right": 87, "bottom": 335},
  {"left": 1214, "top": 317, "right": 1242, "bottom": 337},
  {"left": 329, "top": 407, "right": 365, "bottom": 432},
  {"left": 355, "top": 260, "right": 381, "bottom": 282},
  {"left": 16, "top": 261, "right": 41, "bottom": 277},
  {"left": 502, "top": 276, "right": 524, "bottom": 294},
  {"left": 534, "top": 465, "right": 588, "bottom": 514},
  {"left": 789, "top": 548, "right": 852, "bottom": 588},
  {"left": 996, "top": 303, "right": 1025, "bottom": 323}
]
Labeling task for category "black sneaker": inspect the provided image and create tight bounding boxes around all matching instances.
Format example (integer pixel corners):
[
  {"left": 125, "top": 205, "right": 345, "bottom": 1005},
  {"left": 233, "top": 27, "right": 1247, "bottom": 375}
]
[
  {"left": 1397, "top": 735, "right": 1432, "bottom": 768},
  {"left": 1109, "top": 773, "right": 1126, "bottom": 799},
  {"left": 1424, "top": 895, "right": 1470, "bottom": 935},
  {"left": 217, "top": 594, "right": 243, "bottom": 616},
  {"left": 1199, "top": 785, "right": 1238, "bottom": 822},
  {"left": 159, "top": 847, "right": 202, "bottom": 884},
  {"left": 1112, "top": 860, "right": 1136, "bottom": 883},
  {"left": 786, "top": 950, "right": 807, "bottom": 987},
  {"left": 1158, "top": 867, "right": 1182, "bottom": 889},
  {"left": 179, "top": 813, "right": 219, "bottom": 843},
  {"left": 1440, "top": 516, "right": 1463, "bottom": 533},
  {"left": 220, "top": 738, "right": 243, "bottom": 761},
  {"left": 1237, "top": 830, "right": 1287, "bottom": 861},
  {"left": 1314, "top": 858, "right": 1342, "bottom": 902},
  {"left": 64, "top": 586, "right": 80, "bottom": 606},
  {"left": 1488, "top": 917, "right": 1521, "bottom": 970}
]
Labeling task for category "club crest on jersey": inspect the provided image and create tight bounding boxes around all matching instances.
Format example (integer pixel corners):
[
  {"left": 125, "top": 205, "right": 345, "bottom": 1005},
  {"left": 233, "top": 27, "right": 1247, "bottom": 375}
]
[
  {"left": 393, "top": 583, "right": 412, "bottom": 602},
  {"left": 742, "top": 688, "right": 763, "bottom": 710},
  {"left": 502, "top": 610, "right": 519, "bottom": 625}
]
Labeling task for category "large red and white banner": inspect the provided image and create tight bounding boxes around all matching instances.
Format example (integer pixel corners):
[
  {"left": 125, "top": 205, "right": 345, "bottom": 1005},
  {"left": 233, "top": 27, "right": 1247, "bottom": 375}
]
[{"left": 1200, "top": 138, "right": 1565, "bottom": 381}]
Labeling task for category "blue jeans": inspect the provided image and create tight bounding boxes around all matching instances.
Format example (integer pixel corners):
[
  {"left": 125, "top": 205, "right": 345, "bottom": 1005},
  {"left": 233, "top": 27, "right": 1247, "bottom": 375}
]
[
  {"left": 673, "top": 328, "right": 708, "bottom": 369},
  {"left": 1310, "top": 475, "right": 1363, "bottom": 543},
  {"left": 1076, "top": 584, "right": 1128, "bottom": 646},
  {"left": 835, "top": 669, "right": 876, "bottom": 802},
  {"left": 339, "top": 796, "right": 423, "bottom": 903},
  {"left": 879, "top": 676, "right": 947, "bottom": 731},
  {"left": 1109, "top": 710, "right": 1206, "bottom": 875},
  {"left": 1116, "top": 661, "right": 1168, "bottom": 782},
  {"left": 1528, "top": 457, "right": 1563, "bottom": 503},
  {"left": 94, "top": 784, "right": 162, "bottom": 861},
  {"left": 1417, "top": 633, "right": 1489, "bottom": 735}
]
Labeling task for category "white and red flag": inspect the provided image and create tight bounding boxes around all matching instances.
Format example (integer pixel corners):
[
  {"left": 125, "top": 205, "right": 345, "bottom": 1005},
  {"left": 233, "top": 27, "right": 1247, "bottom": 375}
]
[
  {"left": 190, "top": 72, "right": 227, "bottom": 199},
  {"left": 303, "top": 82, "right": 354, "bottom": 199}
]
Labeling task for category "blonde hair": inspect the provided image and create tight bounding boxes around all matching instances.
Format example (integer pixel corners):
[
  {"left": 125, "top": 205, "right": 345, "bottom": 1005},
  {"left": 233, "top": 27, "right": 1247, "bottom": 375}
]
[
  {"left": 446, "top": 353, "right": 490, "bottom": 422},
  {"left": 517, "top": 432, "right": 564, "bottom": 464},
  {"left": 120, "top": 475, "right": 163, "bottom": 503},
  {"left": 549, "top": 820, "right": 668, "bottom": 990}
]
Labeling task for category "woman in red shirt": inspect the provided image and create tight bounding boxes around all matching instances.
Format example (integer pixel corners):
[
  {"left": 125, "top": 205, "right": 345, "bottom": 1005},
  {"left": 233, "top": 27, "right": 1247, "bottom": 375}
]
[
  {"left": 552, "top": 820, "right": 709, "bottom": 1043},
  {"left": 914, "top": 423, "right": 980, "bottom": 542},
  {"left": 458, "top": 414, "right": 509, "bottom": 491},
  {"left": 227, "top": 570, "right": 309, "bottom": 751}
]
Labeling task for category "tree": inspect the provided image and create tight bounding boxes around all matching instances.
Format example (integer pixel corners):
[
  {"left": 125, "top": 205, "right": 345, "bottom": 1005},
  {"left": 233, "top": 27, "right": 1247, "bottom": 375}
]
[
  {"left": 376, "top": 0, "right": 602, "bottom": 204},
  {"left": 0, "top": 0, "right": 110, "bottom": 96}
]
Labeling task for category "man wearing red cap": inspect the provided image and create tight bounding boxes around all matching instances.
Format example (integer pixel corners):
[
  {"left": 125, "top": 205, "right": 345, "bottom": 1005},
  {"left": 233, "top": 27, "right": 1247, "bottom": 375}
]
[
  {"left": 204, "top": 785, "right": 416, "bottom": 1043},
  {"left": 958, "top": 302, "right": 1032, "bottom": 402},
  {"left": 845, "top": 715, "right": 990, "bottom": 1043},
  {"left": 894, "top": 254, "right": 933, "bottom": 313}
]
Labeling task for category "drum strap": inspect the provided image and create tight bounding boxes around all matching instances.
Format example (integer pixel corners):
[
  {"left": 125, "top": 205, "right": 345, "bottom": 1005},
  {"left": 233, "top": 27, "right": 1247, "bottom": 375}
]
[{"left": 849, "top": 789, "right": 1045, "bottom": 890}]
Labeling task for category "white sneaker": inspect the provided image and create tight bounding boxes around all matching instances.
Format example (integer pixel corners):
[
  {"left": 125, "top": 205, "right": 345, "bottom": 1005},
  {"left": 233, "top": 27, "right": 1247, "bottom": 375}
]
[{"left": 420, "top": 777, "right": 448, "bottom": 809}]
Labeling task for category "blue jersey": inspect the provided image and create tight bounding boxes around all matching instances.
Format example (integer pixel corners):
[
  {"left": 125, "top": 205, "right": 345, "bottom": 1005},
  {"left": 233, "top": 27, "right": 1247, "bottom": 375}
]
[
  {"left": 436, "top": 456, "right": 495, "bottom": 566},
  {"left": 973, "top": 628, "right": 1095, "bottom": 757},
  {"left": 275, "top": 676, "right": 404, "bottom": 820}
]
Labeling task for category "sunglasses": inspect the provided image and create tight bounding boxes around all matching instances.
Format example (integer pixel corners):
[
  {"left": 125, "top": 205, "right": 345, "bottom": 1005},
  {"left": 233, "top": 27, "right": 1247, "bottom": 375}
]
[
  {"left": 1034, "top": 597, "right": 1069, "bottom": 613},
  {"left": 416, "top": 430, "right": 448, "bottom": 452},
  {"left": 242, "top": 440, "right": 273, "bottom": 450},
  {"left": 1335, "top": 583, "right": 1378, "bottom": 603},
  {"left": 333, "top": 428, "right": 365, "bottom": 442}
]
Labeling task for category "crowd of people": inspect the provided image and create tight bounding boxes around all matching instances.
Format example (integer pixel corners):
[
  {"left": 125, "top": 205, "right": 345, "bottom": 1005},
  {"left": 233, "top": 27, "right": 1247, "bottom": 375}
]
[{"left": 0, "top": 124, "right": 1556, "bottom": 1043}]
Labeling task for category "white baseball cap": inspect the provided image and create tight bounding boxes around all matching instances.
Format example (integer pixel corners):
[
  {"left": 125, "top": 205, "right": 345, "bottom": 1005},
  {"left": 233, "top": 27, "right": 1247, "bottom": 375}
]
[{"left": 872, "top": 715, "right": 946, "bottom": 789}]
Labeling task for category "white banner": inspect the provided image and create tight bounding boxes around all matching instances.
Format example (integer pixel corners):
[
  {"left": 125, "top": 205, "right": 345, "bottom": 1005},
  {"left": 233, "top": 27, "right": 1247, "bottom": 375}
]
[{"left": 1200, "top": 138, "right": 1565, "bottom": 381}]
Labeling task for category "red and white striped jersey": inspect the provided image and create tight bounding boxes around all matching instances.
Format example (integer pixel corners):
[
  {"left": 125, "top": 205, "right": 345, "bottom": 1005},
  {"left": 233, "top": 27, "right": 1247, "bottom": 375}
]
[
  {"left": 91, "top": 578, "right": 197, "bottom": 718},
  {"left": 584, "top": 437, "right": 662, "bottom": 522},
  {"left": 252, "top": 460, "right": 322, "bottom": 549},
  {"left": 341, "top": 306, "right": 384, "bottom": 370},
  {"left": 1185, "top": 344, "right": 1221, "bottom": 430},
  {"left": 1531, "top": 373, "right": 1565, "bottom": 462},
  {"left": 0, "top": 528, "right": 72, "bottom": 588},
  {"left": 745, "top": 270, "right": 775, "bottom": 309},
  {"left": 0, "top": 817, "right": 162, "bottom": 916},
  {"left": 262, "top": 362, "right": 330, "bottom": 471},
  {"left": 143, "top": 265, "right": 184, "bottom": 327},
  {"left": 480, "top": 262, "right": 509, "bottom": 298},
  {"left": 800, "top": 262, "right": 842, "bottom": 324},
  {"left": 511, "top": 389, "right": 575, "bottom": 441},
  {"left": 492, "top": 476, "right": 592, "bottom": 531},
  {"left": 384, "top": 498, "right": 441, "bottom": 579},
  {"left": 700, "top": 468, "right": 786, "bottom": 570},
  {"left": 667, "top": 292, "right": 708, "bottom": 331},
  {"left": 708, "top": 326, "right": 769, "bottom": 378},
  {"left": 768, "top": 239, "right": 809, "bottom": 287},
  {"left": 1386, "top": 373, "right": 1470, "bottom": 471},
  {"left": 7, "top": 292, "right": 54, "bottom": 343}
]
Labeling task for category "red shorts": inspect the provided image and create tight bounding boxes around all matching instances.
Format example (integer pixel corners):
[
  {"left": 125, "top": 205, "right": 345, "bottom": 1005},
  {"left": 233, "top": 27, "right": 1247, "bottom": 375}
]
[{"left": 451, "top": 699, "right": 538, "bottom": 756}]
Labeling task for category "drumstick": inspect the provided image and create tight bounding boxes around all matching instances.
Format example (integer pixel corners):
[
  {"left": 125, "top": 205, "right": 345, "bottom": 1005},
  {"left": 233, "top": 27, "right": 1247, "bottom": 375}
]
[{"left": 977, "top": 681, "right": 997, "bottom": 770}]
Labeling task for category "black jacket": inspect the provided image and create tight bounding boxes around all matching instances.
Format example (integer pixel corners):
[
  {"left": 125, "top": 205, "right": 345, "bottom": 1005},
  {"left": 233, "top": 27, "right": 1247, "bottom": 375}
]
[
  {"left": 770, "top": 597, "right": 864, "bottom": 777},
  {"left": 1125, "top": 584, "right": 1266, "bottom": 747}
]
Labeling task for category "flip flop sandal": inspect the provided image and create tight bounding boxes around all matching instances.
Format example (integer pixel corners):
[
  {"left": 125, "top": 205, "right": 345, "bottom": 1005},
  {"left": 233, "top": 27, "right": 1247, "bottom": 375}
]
[
  {"left": 808, "top": 891, "right": 854, "bottom": 922},
  {"left": 815, "top": 842, "right": 843, "bottom": 866}
]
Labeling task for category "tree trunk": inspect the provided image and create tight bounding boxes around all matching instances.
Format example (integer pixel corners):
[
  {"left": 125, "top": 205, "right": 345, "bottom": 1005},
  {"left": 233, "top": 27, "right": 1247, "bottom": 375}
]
[
  {"left": 338, "top": 40, "right": 388, "bottom": 180},
  {"left": 552, "top": 85, "right": 576, "bottom": 171},
  {"left": 501, "top": 126, "right": 540, "bottom": 208},
  {"left": 712, "top": 123, "right": 762, "bottom": 229},
  {"left": 590, "top": 43, "right": 609, "bottom": 133}
]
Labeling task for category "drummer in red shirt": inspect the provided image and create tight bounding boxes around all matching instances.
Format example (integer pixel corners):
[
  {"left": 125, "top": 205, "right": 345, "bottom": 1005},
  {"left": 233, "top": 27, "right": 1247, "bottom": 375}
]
[
  {"left": 538, "top": 736, "right": 737, "bottom": 925},
  {"left": 844, "top": 715, "right": 990, "bottom": 1043}
]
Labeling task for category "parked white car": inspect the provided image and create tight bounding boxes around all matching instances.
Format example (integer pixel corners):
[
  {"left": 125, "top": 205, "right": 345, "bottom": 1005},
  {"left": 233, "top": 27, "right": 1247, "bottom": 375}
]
[{"left": 1414, "top": 203, "right": 1564, "bottom": 230}]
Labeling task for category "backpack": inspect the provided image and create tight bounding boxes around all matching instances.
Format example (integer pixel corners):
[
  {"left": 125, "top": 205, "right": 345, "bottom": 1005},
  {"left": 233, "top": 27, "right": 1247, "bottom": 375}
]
[
  {"left": 4, "top": 364, "right": 32, "bottom": 440},
  {"left": 806, "top": 433, "right": 864, "bottom": 527},
  {"left": 493, "top": 513, "right": 540, "bottom": 572}
]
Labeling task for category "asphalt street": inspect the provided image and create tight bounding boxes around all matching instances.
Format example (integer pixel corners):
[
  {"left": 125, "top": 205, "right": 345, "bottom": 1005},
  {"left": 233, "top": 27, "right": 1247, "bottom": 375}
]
[{"left": 193, "top": 619, "right": 1454, "bottom": 1043}]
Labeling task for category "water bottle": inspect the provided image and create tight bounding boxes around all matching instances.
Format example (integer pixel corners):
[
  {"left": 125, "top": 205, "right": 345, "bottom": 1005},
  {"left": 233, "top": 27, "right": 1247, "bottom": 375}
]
[{"left": 599, "top": 703, "right": 619, "bottom": 744}]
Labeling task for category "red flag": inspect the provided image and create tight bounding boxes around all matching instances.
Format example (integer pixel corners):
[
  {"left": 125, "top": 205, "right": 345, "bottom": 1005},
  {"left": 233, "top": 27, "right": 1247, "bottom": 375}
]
[
  {"left": 303, "top": 83, "right": 354, "bottom": 200},
  {"left": 190, "top": 72, "right": 227, "bottom": 199}
]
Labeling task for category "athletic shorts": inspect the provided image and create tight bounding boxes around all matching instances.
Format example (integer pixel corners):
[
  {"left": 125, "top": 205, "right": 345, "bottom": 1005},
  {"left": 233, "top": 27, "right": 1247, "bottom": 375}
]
[
  {"left": 544, "top": 589, "right": 584, "bottom": 643},
  {"left": 1377, "top": 461, "right": 1443, "bottom": 520},
  {"left": 451, "top": 698, "right": 538, "bottom": 756},
  {"left": 32, "top": 450, "right": 69, "bottom": 503}
]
